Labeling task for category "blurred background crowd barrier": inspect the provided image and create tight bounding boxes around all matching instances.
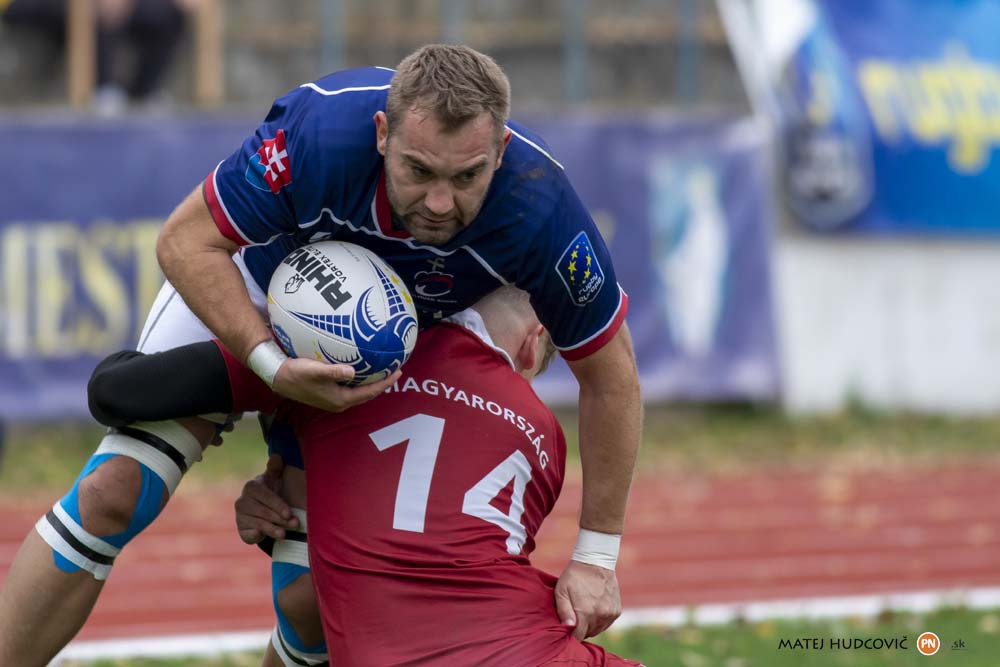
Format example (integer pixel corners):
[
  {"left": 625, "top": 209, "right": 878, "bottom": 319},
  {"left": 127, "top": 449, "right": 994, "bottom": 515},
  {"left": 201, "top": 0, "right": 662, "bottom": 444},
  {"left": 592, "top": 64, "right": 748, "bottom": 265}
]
[{"left": 1, "top": 0, "right": 999, "bottom": 420}]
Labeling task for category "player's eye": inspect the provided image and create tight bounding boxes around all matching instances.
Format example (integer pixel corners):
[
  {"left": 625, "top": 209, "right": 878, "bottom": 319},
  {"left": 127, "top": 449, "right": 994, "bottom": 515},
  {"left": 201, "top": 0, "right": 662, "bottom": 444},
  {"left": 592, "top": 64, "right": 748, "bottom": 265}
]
[
  {"left": 411, "top": 165, "right": 431, "bottom": 179},
  {"left": 456, "top": 171, "right": 478, "bottom": 184}
]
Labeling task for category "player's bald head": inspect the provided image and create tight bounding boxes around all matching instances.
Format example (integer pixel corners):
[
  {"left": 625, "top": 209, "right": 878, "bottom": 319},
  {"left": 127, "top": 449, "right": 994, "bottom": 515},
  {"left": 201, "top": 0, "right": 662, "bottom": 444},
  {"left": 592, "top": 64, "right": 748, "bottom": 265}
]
[
  {"left": 388, "top": 44, "right": 511, "bottom": 143},
  {"left": 472, "top": 287, "right": 557, "bottom": 377}
]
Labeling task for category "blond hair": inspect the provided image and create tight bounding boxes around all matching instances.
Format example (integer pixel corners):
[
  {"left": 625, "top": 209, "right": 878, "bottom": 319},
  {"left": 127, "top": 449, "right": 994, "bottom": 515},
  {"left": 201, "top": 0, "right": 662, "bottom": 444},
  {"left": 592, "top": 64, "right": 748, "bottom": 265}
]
[{"left": 387, "top": 44, "right": 511, "bottom": 140}]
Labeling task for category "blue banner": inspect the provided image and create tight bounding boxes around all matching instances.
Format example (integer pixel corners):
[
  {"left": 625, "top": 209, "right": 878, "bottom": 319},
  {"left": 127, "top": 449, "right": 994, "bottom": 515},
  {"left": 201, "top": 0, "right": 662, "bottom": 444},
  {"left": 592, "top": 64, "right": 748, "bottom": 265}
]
[
  {"left": 0, "top": 114, "right": 779, "bottom": 420},
  {"left": 532, "top": 116, "right": 780, "bottom": 404},
  {"left": 728, "top": 0, "right": 1000, "bottom": 233}
]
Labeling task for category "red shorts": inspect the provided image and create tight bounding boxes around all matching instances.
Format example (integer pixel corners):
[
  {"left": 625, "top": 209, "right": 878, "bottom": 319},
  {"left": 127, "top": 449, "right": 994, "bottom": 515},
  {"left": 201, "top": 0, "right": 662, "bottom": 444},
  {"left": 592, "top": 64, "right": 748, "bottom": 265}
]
[{"left": 538, "top": 639, "right": 644, "bottom": 667}]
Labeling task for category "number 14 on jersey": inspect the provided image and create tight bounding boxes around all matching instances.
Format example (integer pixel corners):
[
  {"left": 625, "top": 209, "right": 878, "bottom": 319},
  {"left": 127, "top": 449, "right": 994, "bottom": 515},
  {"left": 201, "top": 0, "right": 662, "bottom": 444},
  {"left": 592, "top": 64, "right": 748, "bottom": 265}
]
[{"left": 369, "top": 413, "right": 533, "bottom": 555}]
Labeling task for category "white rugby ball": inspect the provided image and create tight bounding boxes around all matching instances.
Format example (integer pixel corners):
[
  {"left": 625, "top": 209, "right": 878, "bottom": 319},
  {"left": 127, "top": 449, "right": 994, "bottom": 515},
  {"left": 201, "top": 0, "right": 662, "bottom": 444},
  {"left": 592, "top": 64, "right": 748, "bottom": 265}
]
[{"left": 267, "top": 241, "right": 419, "bottom": 386}]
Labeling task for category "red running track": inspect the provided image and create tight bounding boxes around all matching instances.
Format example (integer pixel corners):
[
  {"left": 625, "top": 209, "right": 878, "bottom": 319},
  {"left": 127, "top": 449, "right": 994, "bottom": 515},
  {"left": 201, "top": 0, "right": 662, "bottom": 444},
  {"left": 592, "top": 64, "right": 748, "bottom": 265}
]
[{"left": 1, "top": 465, "right": 999, "bottom": 640}]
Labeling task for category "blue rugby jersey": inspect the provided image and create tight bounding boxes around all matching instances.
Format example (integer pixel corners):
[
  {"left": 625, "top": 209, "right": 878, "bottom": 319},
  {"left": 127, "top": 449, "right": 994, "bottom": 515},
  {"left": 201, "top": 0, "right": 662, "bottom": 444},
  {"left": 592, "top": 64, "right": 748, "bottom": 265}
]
[{"left": 204, "top": 67, "right": 626, "bottom": 360}]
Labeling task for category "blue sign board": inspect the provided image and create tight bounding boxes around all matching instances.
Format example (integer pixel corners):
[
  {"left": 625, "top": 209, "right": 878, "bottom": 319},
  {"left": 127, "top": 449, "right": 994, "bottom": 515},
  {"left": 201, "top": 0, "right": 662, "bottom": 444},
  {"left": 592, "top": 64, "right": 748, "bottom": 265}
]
[{"left": 0, "top": 113, "right": 779, "bottom": 420}]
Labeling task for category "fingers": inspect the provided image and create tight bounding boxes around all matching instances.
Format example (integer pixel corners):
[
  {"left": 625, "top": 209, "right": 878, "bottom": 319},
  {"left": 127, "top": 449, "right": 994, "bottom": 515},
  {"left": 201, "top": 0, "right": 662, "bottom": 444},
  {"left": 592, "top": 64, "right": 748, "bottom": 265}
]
[
  {"left": 238, "top": 527, "right": 262, "bottom": 545},
  {"left": 325, "top": 363, "right": 356, "bottom": 384},
  {"left": 349, "top": 370, "right": 401, "bottom": 405},
  {"left": 554, "top": 584, "right": 577, "bottom": 630},
  {"left": 235, "top": 501, "right": 288, "bottom": 541},
  {"left": 235, "top": 477, "right": 296, "bottom": 542}
]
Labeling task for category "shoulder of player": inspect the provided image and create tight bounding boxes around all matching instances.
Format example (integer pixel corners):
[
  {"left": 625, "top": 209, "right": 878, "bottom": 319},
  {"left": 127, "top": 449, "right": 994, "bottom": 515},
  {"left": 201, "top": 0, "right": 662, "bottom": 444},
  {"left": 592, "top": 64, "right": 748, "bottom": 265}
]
[
  {"left": 504, "top": 120, "right": 564, "bottom": 173},
  {"left": 491, "top": 121, "right": 575, "bottom": 221},
  {"left": 275, "top": 67, "right": 391, "bottom": 139},
  {"left": 299, "top": 66, "right": 394, "bottom": 100}
]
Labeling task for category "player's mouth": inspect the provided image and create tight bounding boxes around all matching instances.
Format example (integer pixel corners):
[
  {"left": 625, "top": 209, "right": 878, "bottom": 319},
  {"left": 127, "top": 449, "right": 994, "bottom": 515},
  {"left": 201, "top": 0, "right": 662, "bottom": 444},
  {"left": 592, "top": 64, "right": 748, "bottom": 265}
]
[{"left": 414, "top": 213, "right": 458, "bottom": 226}]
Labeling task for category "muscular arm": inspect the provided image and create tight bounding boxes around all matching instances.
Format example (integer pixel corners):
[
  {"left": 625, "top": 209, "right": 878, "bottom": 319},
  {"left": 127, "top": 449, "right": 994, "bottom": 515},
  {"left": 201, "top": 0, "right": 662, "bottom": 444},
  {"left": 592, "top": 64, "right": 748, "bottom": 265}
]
[
  {"left": 566, "top": 322, "right": 641, "bottom": 534},
  {"left": 156, "top": 185, "right": 271, "bottom": 362},
  {"left": 554, "top": 322, "right": 641, "bottom": 639}
]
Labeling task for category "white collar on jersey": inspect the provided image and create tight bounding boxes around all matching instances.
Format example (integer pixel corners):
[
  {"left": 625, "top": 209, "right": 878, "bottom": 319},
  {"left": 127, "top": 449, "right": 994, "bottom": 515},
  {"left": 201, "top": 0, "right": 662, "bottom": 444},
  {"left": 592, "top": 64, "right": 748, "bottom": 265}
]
[{"left": 443, "top": 308, "right": 516, "bottom": 370}]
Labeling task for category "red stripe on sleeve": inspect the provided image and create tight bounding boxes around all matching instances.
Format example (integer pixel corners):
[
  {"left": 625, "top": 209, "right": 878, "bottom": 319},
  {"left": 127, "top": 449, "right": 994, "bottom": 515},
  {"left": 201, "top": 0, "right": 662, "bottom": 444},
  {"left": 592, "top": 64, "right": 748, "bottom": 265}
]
[
  {"left": 212, "top": 339, "right": 283, "bottom": 413},
  {"left": 559, "top": 290, "right": 629, "bottom": 362},
  {"left": 203, "top": 171, "right": 249, "bottom": 246}
]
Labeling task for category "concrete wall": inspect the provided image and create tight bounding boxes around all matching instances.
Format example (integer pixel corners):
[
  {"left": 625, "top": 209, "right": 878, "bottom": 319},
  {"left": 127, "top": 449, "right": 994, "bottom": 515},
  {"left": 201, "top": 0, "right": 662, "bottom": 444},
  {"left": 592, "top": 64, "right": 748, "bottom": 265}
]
[{"left": 775, "top": 237, "right": 1000, "bottom": 414}]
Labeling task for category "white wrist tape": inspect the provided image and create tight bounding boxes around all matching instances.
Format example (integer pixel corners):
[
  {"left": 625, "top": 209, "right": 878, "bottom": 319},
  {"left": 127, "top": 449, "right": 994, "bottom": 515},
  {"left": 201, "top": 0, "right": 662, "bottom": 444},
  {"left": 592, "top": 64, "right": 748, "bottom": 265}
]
[
  {"left": 571, "top": 528, "right": 621, "bottom": 571},
  {"left": 247, "top": 340, "right": 288, "bottom": 389}
]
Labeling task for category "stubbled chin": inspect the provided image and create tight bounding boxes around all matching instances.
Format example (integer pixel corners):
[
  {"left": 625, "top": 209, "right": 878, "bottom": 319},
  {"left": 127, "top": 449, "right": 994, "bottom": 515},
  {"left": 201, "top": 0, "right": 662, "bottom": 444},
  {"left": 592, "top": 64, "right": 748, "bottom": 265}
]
[
  {"left": 403, "top": 219, "right": 461, "bottom": 245},
  {"left": 410, "top": 229, "right": 456, "bottom": 245}
]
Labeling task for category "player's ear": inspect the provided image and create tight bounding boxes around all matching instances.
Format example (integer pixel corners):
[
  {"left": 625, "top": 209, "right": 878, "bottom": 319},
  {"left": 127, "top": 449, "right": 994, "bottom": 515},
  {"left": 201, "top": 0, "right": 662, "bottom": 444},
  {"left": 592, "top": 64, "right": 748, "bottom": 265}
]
[
  {"left": 375, "top": 111, "right": 389, "bottom": 156},
  {"left": 495, "top": 127, "right": 513, "bottom": 169},
  {"left": 515, "top": 324, "right": 543, "bottom": 378}
]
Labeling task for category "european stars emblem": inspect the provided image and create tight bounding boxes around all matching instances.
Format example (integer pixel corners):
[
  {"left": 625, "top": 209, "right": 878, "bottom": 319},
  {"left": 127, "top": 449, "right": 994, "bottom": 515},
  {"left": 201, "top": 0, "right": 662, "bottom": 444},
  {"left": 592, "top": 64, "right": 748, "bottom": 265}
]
[{"left": 555, "top": 231, "right": 605, "bottom": 306}]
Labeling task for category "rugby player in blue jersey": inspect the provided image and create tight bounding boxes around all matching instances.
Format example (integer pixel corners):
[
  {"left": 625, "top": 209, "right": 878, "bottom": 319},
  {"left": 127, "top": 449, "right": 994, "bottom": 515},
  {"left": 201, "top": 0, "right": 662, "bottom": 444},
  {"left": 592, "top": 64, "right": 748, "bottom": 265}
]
[{"left": 0, "top": 45, "right": 641, "bottom": 667}]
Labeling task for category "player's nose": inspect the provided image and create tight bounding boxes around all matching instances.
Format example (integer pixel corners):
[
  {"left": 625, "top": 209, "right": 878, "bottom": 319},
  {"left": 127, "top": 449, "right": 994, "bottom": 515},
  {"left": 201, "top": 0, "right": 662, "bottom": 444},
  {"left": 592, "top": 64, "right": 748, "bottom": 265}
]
[{"left": 423, "top": 182, "right": 455, "bottom": 217}]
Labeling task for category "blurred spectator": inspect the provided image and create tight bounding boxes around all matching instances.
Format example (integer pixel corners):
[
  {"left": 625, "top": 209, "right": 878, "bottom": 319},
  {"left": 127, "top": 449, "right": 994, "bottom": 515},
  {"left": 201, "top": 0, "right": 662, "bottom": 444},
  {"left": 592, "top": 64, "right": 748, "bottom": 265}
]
[
  {"left": 1, "top": 0, "right": 197, "bottom": 113},
  {"left": 95, "top": 0, "right": 194, "bottom": 114}
]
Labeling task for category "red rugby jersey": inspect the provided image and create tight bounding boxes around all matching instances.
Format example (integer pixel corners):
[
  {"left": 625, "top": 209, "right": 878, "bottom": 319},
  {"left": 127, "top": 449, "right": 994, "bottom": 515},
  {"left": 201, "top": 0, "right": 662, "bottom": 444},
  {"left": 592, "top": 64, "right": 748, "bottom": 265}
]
[{"left": 225, "top": 318, "right": 573, "bottom": 666}]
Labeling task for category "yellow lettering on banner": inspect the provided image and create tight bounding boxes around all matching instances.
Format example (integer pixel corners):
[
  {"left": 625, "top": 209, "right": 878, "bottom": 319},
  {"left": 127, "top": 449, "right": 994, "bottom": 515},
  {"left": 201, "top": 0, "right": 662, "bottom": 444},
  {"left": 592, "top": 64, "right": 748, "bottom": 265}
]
[
  {"left": 78, "top": 223, "right": 129, "bottom": 353},
  {"left": 857, "top": 62, "right": 905, "bottom": 139},
  {"left": 130, "top": 220, "right": 164, "bottom": 324},
  {"left": 857, "top": 45, "right": 1000, "bottom": 173},
  {"left": 1, "top": 225, "right": 30, "bottom": 356},
  {"left": 34, "top": 223, "right": 77, "bottom": 355}
]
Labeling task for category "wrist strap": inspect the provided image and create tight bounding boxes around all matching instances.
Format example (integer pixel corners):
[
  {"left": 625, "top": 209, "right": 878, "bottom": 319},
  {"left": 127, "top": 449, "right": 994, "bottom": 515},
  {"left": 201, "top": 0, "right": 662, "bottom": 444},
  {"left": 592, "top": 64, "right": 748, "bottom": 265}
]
[
  {"left": 247, "top": 340, "right": 288, "bottom": 389},
  {"left": 571, "top": 528, "right": 621, "bottom": 571}
]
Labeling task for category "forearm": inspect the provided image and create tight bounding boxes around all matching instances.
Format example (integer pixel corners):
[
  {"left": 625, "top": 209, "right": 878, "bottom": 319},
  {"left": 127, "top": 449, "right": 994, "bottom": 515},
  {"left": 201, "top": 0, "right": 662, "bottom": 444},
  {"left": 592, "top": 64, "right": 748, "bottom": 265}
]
[
  {"left": 156, "top": 185, "right": 272, "bottom": 362},
  {"left": 577, "top": 379, "right": 641, "bottom": 534},
  {"left": 568, "top": 323, "right": 642, "bottom": 535}
]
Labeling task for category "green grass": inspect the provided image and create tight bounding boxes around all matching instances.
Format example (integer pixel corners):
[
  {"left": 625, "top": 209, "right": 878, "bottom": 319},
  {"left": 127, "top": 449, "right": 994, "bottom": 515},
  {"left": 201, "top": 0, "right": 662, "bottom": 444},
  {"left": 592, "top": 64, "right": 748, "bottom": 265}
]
[
  {"left": 58, "top": 607, "right": 1000, "bottom": 666},
  {"left": 559, "top": 403, "right": 1000, "bottom": 473},
  {"left": 3, "top": 404, "right": 1000, "bottom": 496},
  {"left": 594, "top": 607, "right": 1000, "bottom": 667}
]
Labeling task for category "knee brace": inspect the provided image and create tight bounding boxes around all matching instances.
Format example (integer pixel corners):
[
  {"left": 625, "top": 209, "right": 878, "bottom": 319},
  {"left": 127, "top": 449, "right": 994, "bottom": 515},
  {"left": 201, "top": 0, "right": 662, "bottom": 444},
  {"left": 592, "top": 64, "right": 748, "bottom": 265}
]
[
  {"left": 271, "top": 508, "right": 328, "bottom": 667},
  {"left": 35, "top": 421, "right": 202, "bottom": 580}
]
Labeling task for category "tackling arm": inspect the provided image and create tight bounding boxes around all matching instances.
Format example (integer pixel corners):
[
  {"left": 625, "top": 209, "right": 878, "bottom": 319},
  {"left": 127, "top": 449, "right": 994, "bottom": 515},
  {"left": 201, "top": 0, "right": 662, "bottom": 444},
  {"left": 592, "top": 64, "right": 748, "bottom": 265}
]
[
  {"left": 566, "top": 322, "right": 641, "bottom": 535},
  {"left": 156, "top": 184, "right": 271, "bottom": 362},
  {"left": 554, "top": 322, "right": 642, "bottom": 639}
]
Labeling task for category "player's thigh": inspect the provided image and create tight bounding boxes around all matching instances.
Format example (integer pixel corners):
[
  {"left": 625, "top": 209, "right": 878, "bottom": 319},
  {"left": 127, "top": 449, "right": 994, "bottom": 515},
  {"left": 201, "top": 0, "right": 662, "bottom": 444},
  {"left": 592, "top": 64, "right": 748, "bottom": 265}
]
[
  {"left": 539, "top": 639, "right": 645, "bottom": 667},
  {"left": 137, "top": 252, "right": 267, "bottom": 353}
]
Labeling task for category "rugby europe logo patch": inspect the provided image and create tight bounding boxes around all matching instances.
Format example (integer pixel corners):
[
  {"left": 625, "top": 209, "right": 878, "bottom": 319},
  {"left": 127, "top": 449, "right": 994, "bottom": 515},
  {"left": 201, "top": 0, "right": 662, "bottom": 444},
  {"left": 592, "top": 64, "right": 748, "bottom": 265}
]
[
  {"left": 555, "top": 231, "right": 605, "bottom": 306},
  {"left": 246, "top": 129, "right": 293, "bottom": 193}
]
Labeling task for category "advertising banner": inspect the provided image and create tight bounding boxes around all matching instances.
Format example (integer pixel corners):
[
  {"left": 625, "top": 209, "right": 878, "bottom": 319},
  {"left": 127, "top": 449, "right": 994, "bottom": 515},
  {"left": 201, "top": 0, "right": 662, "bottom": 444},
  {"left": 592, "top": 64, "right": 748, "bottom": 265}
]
[
  {"left": 720, "top": 0, "right": 1000, "bottom": 233},
  {"left": 0, "top": 114, "right": 779, "bottom": 420}
]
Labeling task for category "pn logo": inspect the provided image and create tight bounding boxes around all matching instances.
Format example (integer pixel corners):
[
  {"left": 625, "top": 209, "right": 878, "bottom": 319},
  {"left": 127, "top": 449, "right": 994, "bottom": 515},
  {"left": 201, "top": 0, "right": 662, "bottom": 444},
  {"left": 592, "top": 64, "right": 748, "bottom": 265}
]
[
  {"left": 917, "top": 631, "right": 940, "bottom": 656},
  {"left": 245, "top": 129, "right": 293, "bottom": 194},
  {"left": 555, "top": 231, "right": 605, "bottom": 306}
]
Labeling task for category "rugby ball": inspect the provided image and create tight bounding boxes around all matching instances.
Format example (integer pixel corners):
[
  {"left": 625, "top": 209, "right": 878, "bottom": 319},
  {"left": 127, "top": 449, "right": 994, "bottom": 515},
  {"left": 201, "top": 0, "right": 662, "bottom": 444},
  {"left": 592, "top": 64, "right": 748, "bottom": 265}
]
[{"left": 267, "top": 241, "right": 419, "bottom": 386}]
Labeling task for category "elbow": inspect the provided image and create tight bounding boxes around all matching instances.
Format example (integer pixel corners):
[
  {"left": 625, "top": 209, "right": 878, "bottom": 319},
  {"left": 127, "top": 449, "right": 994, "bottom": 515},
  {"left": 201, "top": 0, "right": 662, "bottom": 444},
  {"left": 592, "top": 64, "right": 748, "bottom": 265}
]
[{"left": 156, "top": 228, "right": 182, "bottom": 283}]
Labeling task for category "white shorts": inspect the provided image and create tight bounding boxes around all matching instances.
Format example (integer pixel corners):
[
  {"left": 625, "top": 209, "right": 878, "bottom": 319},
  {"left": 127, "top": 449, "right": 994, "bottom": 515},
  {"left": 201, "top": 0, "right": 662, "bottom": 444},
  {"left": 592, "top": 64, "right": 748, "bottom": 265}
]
[{"left": 137, "top": 252, "right": 268, "bottom": 354}]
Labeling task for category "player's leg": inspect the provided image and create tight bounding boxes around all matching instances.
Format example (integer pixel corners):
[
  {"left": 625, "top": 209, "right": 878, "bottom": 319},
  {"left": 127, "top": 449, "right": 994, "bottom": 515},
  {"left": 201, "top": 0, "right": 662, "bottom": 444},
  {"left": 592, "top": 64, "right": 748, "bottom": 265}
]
[
  {"left": 0, "top": 257, "right": 263, "bottom": 666},
  {"left": 0, "top": 415, "right": 219, "bottom": 667},
  {"left": 264, "top": 428, "right": 328, "bottom": 667}
]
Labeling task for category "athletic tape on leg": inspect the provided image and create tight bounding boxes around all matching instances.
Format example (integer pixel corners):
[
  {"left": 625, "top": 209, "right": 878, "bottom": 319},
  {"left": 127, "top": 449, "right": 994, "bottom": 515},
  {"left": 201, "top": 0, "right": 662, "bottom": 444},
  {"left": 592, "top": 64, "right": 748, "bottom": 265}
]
[
  {"left": 35, "top": 502, "right": 121, "bottom": 580},
  {"left": 37, "top": 422, "right": 202, "bottom": 580},
  {"left": 96, "top": 421, "right": 202, "bottom": 495},
  {"left": 271, "top": 625, "right": 329, "bottom": 667},
  {"left": 272, "top": 508, "right": 309, "bottom": 568},
  {"left": 271, "top": 508, "right": 327, "bottom": 661}
]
